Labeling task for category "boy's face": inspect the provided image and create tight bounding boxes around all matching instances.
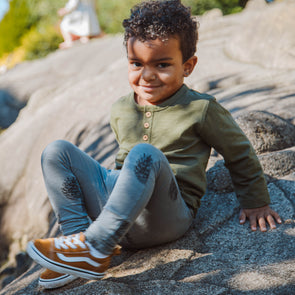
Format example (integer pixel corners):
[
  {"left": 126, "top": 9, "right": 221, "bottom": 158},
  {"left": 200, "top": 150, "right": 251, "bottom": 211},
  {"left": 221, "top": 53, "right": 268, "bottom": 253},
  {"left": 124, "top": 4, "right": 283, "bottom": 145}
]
[{"left": 127, "top": 36, "right": 197, "bottom": 105}]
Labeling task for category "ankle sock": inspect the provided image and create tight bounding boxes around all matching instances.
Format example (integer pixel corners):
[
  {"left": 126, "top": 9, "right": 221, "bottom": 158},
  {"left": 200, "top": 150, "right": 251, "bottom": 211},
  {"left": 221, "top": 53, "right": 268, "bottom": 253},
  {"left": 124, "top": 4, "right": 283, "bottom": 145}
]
[{"left": 85, "top": 240, "right": 108, "bottom": 259}]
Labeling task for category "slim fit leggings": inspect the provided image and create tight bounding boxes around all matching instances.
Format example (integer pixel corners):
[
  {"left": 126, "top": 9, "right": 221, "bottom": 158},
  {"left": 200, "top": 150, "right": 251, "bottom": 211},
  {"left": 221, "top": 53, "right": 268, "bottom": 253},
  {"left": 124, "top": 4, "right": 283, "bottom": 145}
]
[{"left": 41, "top": 140, "right": 193, "bottom": 255}]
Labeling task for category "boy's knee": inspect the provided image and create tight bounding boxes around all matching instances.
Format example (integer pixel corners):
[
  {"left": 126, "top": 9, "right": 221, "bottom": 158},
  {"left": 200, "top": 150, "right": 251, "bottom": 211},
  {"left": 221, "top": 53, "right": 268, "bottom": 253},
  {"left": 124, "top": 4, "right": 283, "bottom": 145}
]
[
  {"left": 129, "top": 144, "right": 165, "bottom": 164},
  {"left": 130, "top": 143, "right": 161, "bottom": 156},
  {"left": 41, "top": 140, "right": 73, "bottom": 164}
]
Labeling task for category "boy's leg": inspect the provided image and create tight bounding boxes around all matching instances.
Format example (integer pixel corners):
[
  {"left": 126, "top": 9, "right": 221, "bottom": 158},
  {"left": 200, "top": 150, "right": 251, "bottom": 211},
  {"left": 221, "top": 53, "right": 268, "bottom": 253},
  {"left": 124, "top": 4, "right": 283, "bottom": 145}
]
[
  {"left": 122, "top": 165, "right": 194, "bottom": 249},
  {"left": 27, "top": 142, "right": 193, "bottom": 280},
  {"left": 85, "top": 143, "right": 194, "bottom": 253},
  {"left": 37, "top": 139, "right": 120, "bottom": 287},
  {"left": 41, "top": 139, "right": 119, "bottom": 236}
]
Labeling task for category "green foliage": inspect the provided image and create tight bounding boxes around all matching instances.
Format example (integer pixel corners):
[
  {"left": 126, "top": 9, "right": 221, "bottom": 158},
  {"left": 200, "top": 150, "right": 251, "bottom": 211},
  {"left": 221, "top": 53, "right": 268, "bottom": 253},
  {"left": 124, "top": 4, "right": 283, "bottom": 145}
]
[
  {"left": 21, "top": 0, "right": 66, "bottom": 60},
  {"left": 26, "top": 0, "right": 67, "bottom": 27},
  {"left": 183, "top": 0, "right": 221, "bottom": 15},
  {"left": 0, "top": 0, "right": 33, "bottom": 57},
  {"left": 183, "top": 0, "right": 246, "bottom": 15},
  {"left": 183, "top": 0, "right": 245, "bottom": 15},
  {"left": 21, "top": 26, "right": 63, "bottom": 60},
  {"left": 95, "top": 0, "right": 139, "bottom": 33},
  {"left": 216, "top": 0, "right": 244, "bottom": 14},
  {"left": 0, "top": 0, "right": 66, "bottom": 61}
]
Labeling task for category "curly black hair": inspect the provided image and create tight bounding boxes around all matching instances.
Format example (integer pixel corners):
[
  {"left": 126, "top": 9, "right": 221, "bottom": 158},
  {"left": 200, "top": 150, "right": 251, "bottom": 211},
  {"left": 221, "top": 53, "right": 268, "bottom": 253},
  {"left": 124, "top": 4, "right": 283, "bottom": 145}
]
[{"left": 123, "top": 0, "right": 198, "bottom": 62}]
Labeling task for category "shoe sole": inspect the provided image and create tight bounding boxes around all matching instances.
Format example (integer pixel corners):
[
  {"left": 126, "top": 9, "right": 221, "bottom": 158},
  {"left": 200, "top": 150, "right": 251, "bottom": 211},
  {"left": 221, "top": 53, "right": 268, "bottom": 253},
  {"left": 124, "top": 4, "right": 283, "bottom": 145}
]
[
  {"left": 39, "top": 274, "right": 78, "bottom": 289},
  {"left": 27, "top": 241, "right": 105, "bottom": 280}
]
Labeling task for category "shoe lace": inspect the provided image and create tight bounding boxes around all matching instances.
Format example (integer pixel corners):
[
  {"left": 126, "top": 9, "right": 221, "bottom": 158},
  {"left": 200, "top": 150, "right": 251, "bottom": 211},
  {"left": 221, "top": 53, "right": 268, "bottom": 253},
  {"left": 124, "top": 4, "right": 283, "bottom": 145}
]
[{"left": 54, "top": 233, "right": 87, "bottom": 250}]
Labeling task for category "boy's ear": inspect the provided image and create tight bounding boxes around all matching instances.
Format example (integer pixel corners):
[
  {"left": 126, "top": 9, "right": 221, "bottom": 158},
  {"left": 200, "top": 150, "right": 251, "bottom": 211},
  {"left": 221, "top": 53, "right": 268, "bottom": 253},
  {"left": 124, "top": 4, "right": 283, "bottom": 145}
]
[{"left": 183, "top": 56, "right": 198, "bottom": 77}]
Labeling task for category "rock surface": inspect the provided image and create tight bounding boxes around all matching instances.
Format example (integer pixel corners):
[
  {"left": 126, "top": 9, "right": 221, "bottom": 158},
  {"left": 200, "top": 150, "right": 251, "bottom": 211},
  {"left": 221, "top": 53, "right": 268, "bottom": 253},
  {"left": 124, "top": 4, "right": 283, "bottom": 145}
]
[
  {"left": 1, "top": 0, "right": 295, "bottom": 294},
  {"left": 236, "top": 111, "right": 295, "bottom": 154}
]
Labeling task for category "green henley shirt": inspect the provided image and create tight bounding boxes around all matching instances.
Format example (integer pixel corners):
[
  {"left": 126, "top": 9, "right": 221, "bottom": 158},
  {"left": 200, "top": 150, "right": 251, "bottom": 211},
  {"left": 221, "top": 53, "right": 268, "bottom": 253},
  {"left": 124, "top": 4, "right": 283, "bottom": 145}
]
[{"left": 110, "top": 84, "right": 270, "bottom": 214}]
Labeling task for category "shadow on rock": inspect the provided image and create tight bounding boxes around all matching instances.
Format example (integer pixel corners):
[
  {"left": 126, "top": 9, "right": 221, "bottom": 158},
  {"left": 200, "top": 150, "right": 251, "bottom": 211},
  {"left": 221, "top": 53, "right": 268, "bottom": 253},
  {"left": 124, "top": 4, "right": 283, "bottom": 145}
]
[{"left": 0, "top": 89, "right": 26, "bottom": 129}]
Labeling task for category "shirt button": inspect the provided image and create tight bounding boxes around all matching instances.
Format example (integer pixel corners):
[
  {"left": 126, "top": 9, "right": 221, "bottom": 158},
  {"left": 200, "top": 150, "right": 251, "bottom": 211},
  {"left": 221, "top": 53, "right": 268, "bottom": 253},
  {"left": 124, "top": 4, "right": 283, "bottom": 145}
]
[
  {"left": 144, "top": 122, "right": 150, "bottom": 129},
  {"left": 146, "top": 111, "right": 152, "bottom": 118},
  {"left": 143, "top": 135, "right": 148, "bottom": 141}
]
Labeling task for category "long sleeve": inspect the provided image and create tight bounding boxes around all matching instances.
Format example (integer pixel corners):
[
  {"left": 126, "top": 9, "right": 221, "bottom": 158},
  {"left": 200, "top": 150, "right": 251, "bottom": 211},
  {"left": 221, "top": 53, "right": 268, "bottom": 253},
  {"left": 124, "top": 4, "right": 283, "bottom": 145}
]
[{"left": 199, "top": 99, "right": 270, "bottom": 208}]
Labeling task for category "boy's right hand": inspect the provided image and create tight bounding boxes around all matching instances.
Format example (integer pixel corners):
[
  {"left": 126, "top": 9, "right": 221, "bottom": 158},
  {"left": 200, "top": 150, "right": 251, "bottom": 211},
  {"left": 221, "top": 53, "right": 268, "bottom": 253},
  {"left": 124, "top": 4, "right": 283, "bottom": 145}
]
[{"left": 239, "top": 205, "right": 282, "bottom": 232}]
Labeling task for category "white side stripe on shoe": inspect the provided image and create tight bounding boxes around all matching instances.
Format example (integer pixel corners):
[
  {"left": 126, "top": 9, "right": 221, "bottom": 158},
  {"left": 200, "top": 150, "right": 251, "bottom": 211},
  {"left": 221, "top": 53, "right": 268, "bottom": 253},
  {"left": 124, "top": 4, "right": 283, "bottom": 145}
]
[{"left": 57, "top": 253, "right": 101, "bottom": 267}]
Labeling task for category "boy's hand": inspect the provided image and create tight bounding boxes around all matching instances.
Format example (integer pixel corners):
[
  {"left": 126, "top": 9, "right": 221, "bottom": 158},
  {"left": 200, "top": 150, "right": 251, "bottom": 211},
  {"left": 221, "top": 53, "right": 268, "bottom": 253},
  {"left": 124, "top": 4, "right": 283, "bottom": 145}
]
[{"left": 239, "top": 205, "right": 282, "bottom": 232}]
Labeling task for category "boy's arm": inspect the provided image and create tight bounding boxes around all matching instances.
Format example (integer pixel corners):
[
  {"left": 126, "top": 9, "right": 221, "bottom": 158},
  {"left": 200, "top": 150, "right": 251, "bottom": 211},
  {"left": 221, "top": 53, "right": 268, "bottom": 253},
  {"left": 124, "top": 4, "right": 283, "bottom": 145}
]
[{"left": 200, "top": 99, "right": 281, "bottom": 231}]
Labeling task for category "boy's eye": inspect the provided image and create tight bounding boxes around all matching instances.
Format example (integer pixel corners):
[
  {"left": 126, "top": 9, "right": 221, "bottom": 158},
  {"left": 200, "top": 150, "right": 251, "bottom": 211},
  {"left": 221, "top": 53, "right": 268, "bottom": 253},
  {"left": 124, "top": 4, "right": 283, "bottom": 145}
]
[
  {"left": 131, "top": 62, "right": 142, "bottom": 68},
  {"left": 158, "top": 63, "right": 171, "bottom": 68}
]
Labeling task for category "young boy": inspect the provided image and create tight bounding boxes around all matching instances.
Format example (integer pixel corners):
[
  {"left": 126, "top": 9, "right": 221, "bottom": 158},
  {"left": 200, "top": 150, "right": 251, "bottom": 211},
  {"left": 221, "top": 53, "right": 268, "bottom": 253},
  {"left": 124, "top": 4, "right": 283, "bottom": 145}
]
[{"left": 26, "top": 0, "right": 281, "bottom": 289}]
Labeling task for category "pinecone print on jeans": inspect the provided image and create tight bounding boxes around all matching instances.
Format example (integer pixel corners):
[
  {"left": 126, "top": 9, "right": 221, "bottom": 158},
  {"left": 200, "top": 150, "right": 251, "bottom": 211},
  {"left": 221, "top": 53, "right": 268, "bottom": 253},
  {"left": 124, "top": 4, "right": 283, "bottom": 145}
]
[{"left": 134, "top": 153, "right": 153, "bottom": 184}]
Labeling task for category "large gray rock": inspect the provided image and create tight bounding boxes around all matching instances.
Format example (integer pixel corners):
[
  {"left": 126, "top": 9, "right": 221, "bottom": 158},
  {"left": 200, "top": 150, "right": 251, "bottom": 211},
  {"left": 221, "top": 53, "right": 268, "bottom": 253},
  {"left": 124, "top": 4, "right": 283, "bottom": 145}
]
[
  {"left": 236, "top": 111, "right": 295, "bottom": 154},
  {"left": 225, "top": 0, "right": 295, "bottom": 69},
  {"left": 1, "top": 1, "right": 295, "bottom": 294},
  {"left": 206, "top": 147, "right": 295, "bottom": 195},
  {"left": 259, "top": 147, "right": 295, "bottom": 178},
  {"left": 0, "top": 36, "right": 128, "bottom": 260},
  {"left": 1, "top": 182, "right": 295, "bottom": 294}
]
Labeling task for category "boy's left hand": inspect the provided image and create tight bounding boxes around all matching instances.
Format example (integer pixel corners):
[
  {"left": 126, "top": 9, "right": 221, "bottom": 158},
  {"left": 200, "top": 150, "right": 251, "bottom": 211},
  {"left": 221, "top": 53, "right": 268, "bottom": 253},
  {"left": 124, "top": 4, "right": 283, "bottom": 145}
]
[{"left": 239, "top": 205, "right": 282, "bottom": 232}]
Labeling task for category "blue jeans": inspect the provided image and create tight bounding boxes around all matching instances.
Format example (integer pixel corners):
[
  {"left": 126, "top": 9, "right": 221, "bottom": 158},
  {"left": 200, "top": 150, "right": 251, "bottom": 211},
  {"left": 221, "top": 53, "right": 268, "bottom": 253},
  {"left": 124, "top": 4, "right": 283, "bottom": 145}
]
[{"left": 41, "top": 140, "right": 193, "bottom": 255}]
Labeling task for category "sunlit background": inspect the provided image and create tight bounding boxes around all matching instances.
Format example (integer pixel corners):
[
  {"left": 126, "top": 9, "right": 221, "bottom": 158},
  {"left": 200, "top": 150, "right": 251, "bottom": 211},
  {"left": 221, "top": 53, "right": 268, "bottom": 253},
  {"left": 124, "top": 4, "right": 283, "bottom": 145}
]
[{"left": 0, "top": 0, "right": 252, "bottom": 70}]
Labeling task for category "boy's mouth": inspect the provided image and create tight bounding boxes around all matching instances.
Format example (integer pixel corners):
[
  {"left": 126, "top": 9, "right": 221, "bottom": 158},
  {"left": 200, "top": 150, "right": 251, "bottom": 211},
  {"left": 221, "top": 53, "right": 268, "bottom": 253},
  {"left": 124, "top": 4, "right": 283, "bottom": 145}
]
[{"left": 139, "top": 84, "right": 161, "bottom": 92}]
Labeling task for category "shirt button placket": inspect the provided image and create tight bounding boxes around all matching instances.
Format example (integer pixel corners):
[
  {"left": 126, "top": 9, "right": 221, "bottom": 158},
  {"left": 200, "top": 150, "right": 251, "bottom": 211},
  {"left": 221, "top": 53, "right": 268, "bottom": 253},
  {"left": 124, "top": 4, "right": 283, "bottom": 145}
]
[{"left": 143, "top": 111, "right": 152, "bottom": 142}]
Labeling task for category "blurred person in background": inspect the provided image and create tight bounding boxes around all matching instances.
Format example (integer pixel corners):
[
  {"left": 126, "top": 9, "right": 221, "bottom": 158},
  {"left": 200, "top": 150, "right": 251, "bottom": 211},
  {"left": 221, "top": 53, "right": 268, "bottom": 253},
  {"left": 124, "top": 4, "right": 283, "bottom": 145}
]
[{"left": 58, "top": 0, "right": 102, "bottom": 49}]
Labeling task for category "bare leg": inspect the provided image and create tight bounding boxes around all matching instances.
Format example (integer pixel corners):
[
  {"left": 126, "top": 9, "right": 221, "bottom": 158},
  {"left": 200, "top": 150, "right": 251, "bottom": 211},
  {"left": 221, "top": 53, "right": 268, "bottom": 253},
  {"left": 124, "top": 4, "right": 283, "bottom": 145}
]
[{"left": 59, "top": 29, "right": 74, "bottom": 49}]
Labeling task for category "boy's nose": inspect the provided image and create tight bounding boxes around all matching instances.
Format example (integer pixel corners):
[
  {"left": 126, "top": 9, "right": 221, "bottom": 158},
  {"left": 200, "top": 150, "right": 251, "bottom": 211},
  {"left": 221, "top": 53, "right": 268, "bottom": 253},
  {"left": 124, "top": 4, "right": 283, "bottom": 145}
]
[{"left": 142, "top": 67, "right": 156, "bottom": 81}]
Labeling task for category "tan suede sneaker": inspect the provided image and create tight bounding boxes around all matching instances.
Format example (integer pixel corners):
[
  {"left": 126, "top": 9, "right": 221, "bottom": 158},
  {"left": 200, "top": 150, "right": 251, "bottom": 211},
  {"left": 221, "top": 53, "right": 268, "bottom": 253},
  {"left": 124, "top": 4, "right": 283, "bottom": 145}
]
[
  {"left": 27, "top": 232, "right": 121, "bottom": 280},
  {"left": 39, "top": 268, "right": 77, "bottom": 289}
]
